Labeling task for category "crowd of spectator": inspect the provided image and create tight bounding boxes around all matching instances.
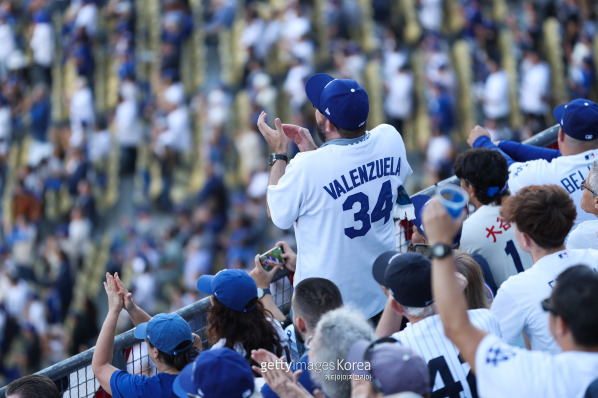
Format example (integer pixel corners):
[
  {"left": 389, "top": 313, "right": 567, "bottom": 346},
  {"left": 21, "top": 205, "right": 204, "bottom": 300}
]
[{"left": 0, "top": 0, "right": 597, "bottom": 394}]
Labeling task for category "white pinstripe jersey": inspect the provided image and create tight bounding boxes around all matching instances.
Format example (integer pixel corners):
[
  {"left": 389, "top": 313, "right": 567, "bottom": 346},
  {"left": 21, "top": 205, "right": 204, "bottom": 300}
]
[{"left": 391, "top": 309, "right": 501, "bottom": 398}]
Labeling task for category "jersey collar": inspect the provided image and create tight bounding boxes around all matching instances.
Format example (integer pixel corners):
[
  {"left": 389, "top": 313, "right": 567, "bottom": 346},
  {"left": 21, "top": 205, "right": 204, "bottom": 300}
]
[{"left": 320, "top": 132, "right": 370, "bottom": 148}]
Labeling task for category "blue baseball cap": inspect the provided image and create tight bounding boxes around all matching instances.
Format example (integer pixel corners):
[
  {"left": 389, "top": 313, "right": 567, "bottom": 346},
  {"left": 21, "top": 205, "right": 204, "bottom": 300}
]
[
  {"left": 197, "top": 269, "right": 257, "bottom": 312},
  {"left": 172, "top": 348, "right": 254, "bottom": 398},
  {"left": 133, "top": 313, "right": 193, "bottom": 356},
  {"left": 305, "top": 73, "right": 369, "bottom": 130},
  {"left": 553, "top": 98, "right": 598, "bottom": 141},
  {"left": 410, "top": 193, "right": 462, "bottom": 246}
]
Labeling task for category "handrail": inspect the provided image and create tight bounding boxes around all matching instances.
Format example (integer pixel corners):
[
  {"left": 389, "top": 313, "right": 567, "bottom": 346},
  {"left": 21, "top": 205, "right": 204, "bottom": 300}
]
[{"left": 0, "top": 125, "right": 560, "bottom": 396}]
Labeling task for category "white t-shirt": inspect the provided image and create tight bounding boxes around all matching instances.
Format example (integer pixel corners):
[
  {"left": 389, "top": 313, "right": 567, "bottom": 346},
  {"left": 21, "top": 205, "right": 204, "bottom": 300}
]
[
  {"left": 460, "top": 204, "right": 533, "bottom": 287},
  {"left": 384, "top": 70, "right": 414, "bottom": 120},
  {"left": 491, "top": 249, "right": 598, "bottom": 354},
  {"left": 391, "top": 309, "right": 501, "bottom": 398},
  {"left": 30, "top": 23, "right": 54, "bottom": 67},
  {"left": 508, "top": 149, "right": 597, "bottom": 229},
  {"left": 519, "top": 60, "right": 550, "bottom": 115},
  {"left": 475, "top": 333, "right": 598, "bottom": 398},
  {"left": 268, "top": 125, "right": 413, "bottom": 318},
  {"left": 483, "top": 69, "right": 509, "bottom": 120},
  {"left": 567, "top": 220, "right": 598, "bottom": 249},
  {"left": 115, "top": 100, "right": 142, "bottom": 148}
]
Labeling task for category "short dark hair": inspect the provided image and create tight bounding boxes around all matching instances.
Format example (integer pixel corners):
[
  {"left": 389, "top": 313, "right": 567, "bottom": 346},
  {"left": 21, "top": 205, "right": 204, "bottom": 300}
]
[
  {"left": 454, "top": 148, "right": 509, "bottom": 205},
  {"left": 500, "top": 185, "right": 576, "bottom": 249},
  {"left": 292, "top": 278, "right": 344, "bottom": 330},
  {"left": 6, "top": 375, "right": 60, "bottom": 398},
  {"left": 550, "top": 265, "right": 598, "bottom": 347},
  {"left": 147, "top": 340, "right": 198, "bottom": 371}
]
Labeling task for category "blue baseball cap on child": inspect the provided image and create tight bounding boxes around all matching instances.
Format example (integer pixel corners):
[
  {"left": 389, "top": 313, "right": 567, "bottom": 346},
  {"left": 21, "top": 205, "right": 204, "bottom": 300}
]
[
  {"left": 196, "top": 269, "right": 257, "bottom": 312},
  {"left": 172, "top": 348, "right": 254, "bottom": 398},
  {"left": 133, "top": 313, "right": 193, "bottom": 356},
  {"left": 305, "top": 73, "right": 369, "bottom": 130},
  {"left": 553, "top": 98, "right": 598, "bottom": 141}
]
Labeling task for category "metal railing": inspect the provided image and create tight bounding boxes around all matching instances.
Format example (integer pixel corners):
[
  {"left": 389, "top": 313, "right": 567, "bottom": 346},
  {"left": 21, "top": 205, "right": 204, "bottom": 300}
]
[{"left": 0, "top": 126, "right": 560, "bottom": 397}]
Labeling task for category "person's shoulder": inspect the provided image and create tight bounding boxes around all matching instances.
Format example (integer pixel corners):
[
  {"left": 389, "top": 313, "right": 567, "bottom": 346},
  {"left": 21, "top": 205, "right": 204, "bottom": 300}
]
[{"left": 369, "top": 123, "right": 402, "bottom": 138}]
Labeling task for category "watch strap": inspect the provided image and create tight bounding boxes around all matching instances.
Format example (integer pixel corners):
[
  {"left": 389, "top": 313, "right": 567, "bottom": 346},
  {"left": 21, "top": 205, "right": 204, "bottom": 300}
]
[
  {"left": 430, "top": 243, "right": 453, "bottom": 259},
  {"left": 268, "top": 153, "right": 288, "bottom": 166},
  {"left": 257, "top": 288, "right": 271, "bottom": 298}
]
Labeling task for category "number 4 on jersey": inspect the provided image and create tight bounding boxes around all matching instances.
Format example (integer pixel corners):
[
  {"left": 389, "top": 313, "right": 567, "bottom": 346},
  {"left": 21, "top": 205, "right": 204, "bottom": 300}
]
[{"left": 343, "top": 180, "right": 393, "bottom": 239}]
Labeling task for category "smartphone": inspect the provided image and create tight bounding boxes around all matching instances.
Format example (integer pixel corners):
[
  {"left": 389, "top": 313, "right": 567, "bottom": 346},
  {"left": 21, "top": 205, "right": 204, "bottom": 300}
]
[
  {"left": 413, "top": 244, "right": 432, "bottom": 258},
  {"left": 259, "top": 246, "right": 286, "bottom": 271}
]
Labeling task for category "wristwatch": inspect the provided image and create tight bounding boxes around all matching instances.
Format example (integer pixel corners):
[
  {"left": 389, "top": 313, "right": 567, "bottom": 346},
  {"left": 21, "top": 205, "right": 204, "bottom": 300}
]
[
  {"left": 257, "top": 288, "right": 271, "bottom": 299},
  {"left": 268, "top": 153, "right": 288, "bottom": 166},
  {"left": 430, "top": 244, "right": 453, "bottom": 259}
]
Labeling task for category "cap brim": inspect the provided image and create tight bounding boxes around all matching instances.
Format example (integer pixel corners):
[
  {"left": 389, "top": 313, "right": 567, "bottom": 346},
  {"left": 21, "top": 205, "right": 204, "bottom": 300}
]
[
  {"left": 172, "top": 361, "right": 196, "bottom": 398},
  {"left": 346, "top": 340, "right": 370, "bottom": 376},
  {"left": 410, "top": 194, "right": 431, "bottom": 234},
  {"left": 133, "top": 322, "right": 148, "bottom": 340},
  {"left": 305, "top": 73, "right": 334, "bottom": 110},
  {"left": 196, "top": 275, "right": 215, "bottom": 294},
  {"left": 372, "top": 251, "right": 400, "bottom": 286},
  {"left": 553, "top": 104, "right": 565, "bottom": 127}
]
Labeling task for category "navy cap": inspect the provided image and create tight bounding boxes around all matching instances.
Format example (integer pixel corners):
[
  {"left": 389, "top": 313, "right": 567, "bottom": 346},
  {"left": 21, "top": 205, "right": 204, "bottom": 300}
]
[
  {"left": 197, "top": 269, "right": 257, "bottom": 312},
  {"left": 305, "top": 73, "right": 369, "bottom": 130},
  {"left": 134, "top": 313, "right": 193, "bottom": 356},
  {"left": 372, "top": 251, "right": 433, "bottom": 307},
  {"left": 172, "top": 348, "right": 254, "bottom": 398},
  {"left": 553, "top": 98, "right": 598, "bottom": 141}
]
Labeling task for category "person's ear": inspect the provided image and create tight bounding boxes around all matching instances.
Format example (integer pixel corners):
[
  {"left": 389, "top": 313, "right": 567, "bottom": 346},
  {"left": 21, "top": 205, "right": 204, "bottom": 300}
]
[
  {"left": 390, "top": 298, "right": 405, "bottom": 315},
  {"left": 553, "top": 314, "right": 569, "bottom": 339},
  {"left": 295, "top": 316, "right": 307, "bottom": 335},
  {"left": 324, "top": 118, "right": 336, "bottom": 134},
  {"left": 557, "top": 128, "right": 565, "bottom": 143},
  {"left": 519, "top": 231, "right": 533, "bottom": 249}
]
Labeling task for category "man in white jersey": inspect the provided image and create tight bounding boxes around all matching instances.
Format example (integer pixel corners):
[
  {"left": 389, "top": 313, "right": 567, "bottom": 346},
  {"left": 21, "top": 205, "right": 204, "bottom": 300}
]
[
  {"left": 568, "top": 158, "right": 598, "bottom": 249},
  {"left": 490, "top": 184, "right": 598, "bottom": 353},
  {"left": 422, "top": 198, "right": 598, "bottom": 398},
  {"left": 257, "top": 73, "right": 412, "bottom": 320},
  {"left": 372, "top": 251, "right": 501, "bottom": 398},
  {"left": 469, "top": 98, "right": 598, "bottom": 230},
  {"left": 454, "top": 148, "right": 533, "bottom": 287}
]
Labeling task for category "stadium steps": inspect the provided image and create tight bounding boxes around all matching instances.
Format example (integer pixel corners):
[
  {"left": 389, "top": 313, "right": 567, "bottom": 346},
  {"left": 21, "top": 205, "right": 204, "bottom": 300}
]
[
  {"left": 498, "top": 28, "right": 523, "bottom": 130},
  {"left": 356, "top": 0, "right": 377, "bottom": 54},
  {"left": 313, "top": 0, "right": 331, "bottom": 65},
  {"left": 364, "top": 60, "right": 384, "bottom": 129},
  {"left": 542, "top": 18, "right": 567, "bottom": 107},
  {"left": 410, "top": 51, "right": 431, "bottom": 152},
  {"left": 398, "top": 0, "right": 421, "bottom": 45},
  {"left": 451, "top": 39, "right": 475, "bottom": 141},
  {"left": 1, "top": 142, "right": 21, "bottom": 230}
]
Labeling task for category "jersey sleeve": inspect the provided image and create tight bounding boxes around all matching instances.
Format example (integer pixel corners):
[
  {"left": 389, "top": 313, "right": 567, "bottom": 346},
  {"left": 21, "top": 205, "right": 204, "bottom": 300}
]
[
  {"left": 473, "top": 135, "right": 516, "bottom": 166},
  {"left": 267, "top": 160, "right": 306, "bottom": 230},
  {"left": 110, "top": 370, "right": 148, "bottom": 398},
  {"left": 490, "top": 287, "right": 525, "bottom": 345},
  {"left": 498, "top": 141, "right": 560, "bottom": 162},
  {"left": 475, "top": 334, "right": 540, "bottom": 397}
]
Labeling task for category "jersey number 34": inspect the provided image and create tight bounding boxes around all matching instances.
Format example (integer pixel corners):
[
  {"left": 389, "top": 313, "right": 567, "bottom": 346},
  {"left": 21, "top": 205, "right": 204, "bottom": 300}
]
[{"left": 343, "top": 180, "right": 393, "bottom": 239}]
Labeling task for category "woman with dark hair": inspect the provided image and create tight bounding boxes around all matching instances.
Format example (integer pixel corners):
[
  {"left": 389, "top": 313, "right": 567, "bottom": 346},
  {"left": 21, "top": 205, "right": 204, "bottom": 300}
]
[
  {"left": 197, "top": 269, "right": 287, "bottom": 370},
  {"left": 92, "top": 273, "right": 198, "bottom": 397}
]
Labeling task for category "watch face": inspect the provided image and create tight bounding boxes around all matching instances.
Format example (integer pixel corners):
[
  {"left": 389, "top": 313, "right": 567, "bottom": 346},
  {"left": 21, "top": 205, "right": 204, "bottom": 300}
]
[
  {"left": 257, "top": 288, "right": 264, "bottom": 298},
  {"left": 432, "top": 244, "right": 450, "bottom": 258}
]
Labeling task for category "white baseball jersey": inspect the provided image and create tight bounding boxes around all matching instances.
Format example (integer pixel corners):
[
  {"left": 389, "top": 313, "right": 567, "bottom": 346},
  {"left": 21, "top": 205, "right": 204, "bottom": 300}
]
[
  {"left": 475, "top": 333, "right": 598, "bottom": 398},
  {"left": 268, "top": 124, "right": 412, "bottom": 318},
  {"left": 507, "top": 149, "right": 597, "bottom": 229},
  {"left": 491, "top": 249, "right": 598, "bottom": 354},
  {"left": 566, "top": 220, "right": 598, "bottom": 249},
  {"left": 460, "top": 204, "right": 533, "bottom": 287},
  {"left": 391, "top": 309, "right": 501, "bottom": 398}
]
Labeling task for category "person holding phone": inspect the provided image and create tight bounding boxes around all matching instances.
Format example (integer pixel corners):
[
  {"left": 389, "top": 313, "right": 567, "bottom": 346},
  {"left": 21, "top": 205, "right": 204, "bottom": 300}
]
[{"left": 257, "top": 73, "right": 413, "bottom": 322}]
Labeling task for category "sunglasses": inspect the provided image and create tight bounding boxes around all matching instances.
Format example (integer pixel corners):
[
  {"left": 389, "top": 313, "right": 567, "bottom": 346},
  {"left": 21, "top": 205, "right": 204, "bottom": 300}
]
[
  {"left": 541, "top": 298, "right": 566, "bottom": 322},
  {"left": 581, "top": 180, "right": 598, "bottom": 197}
]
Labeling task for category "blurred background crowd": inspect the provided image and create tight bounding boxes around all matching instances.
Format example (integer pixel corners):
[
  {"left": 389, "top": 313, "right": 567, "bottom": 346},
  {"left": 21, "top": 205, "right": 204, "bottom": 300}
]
[{"left": 0, "top": 0, "right": 596, "bottom": 385}]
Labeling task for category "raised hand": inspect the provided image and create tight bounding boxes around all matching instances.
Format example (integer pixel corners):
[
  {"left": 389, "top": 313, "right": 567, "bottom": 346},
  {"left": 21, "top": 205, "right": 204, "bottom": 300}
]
[
  {"left": 104, "top": 273, "right": 123, "bottom": 313},
  {"left": 467, "top": 125, "right": 492, "bottom": 147},
  {"left": 114, "top": 272, "right": 136, "bottom": 312},
  {"left": 282, "top": 124, "right": 317, "bottom": 152},
  {"left": 275, "top": 241, "right": 297, "bottom": 272},
  {"left": 257, "top": 111, "right": 290, "bottom": 153}
]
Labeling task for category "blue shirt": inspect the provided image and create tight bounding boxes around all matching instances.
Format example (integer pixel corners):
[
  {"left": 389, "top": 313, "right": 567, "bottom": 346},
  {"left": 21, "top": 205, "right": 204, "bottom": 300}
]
[{"left": 110, "top": 370, "right": 178, "bottom": 398}]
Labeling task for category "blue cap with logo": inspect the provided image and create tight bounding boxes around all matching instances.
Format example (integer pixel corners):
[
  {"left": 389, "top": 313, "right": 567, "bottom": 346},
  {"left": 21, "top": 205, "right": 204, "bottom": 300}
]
[
  {"left": 173, "top": 348, "right": 254, "bottom": 398},
  {"left": 133, "top": 313, "right": 193, "bottom": 356},
  {"left": 305, "top": 73, "right": 369, "bottom": 130},
  {"left": 553, "top": 98, "right": 598, "bottom": 141},
  {"left": 197, "top": 269, "right": 257, "bottom": 312}
]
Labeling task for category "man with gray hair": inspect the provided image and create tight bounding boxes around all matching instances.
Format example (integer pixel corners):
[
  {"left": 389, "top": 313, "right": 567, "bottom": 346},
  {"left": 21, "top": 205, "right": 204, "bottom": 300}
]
[
  {"left": 309, "top": 306, "right": 376, "bottom": 398},
  {"left": 568, "top": 158, "right": 598, "bottom": 249},
  {"left": 373, "top": 251, "right": 501, "bottom": 398}
]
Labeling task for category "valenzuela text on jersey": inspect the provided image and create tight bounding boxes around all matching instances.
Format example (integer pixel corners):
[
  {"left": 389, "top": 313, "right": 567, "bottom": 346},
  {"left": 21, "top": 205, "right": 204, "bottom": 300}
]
[{"left": 323, "top": 156, "right": 401, "bottom": 200}]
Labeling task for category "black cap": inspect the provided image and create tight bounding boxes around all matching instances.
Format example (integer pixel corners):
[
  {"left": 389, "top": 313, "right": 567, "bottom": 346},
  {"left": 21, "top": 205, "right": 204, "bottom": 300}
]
[{"left": 372, "top": 251, "right": 433, "bottom": 307}]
